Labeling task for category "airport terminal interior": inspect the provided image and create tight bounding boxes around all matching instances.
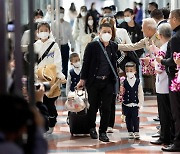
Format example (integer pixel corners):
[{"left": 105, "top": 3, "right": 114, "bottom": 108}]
[{"left": 1, "top": 0, "right": 180, "bottom": 153}]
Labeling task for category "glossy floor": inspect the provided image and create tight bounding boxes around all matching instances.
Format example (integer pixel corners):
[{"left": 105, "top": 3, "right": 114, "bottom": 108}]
[{"left": 47, "top": 95, "right": 177, "bottom": 154}]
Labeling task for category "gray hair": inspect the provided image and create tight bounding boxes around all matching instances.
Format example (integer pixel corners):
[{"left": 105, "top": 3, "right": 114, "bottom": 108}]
[
  {"left": 143, "top": 18, "right": 157, "bottom": 30},
  {"left": 158, "top": 23, "right": 172, "bottom": 39}
]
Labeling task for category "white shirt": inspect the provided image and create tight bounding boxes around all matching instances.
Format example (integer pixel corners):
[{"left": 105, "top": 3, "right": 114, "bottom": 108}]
[
  {"left": 34, "top": 38, "right": 65, "bottom": 79},
  {"left": 72, "top": 17, "right": 86, "bottom": 41},
  {"left": 43, "top": 12, "right": 51, "bottom": 23},
  {"left": 123, "top": 76, "right": 144, "bottom": 108},
  {"left": 155, "top": 42, "right": 169, "bottom": 94},
  {"left": 116, "top": 28, "right": 132, "bottom": 44},
  {"left": 54, "top": 20, "right": 75, "bottom": 48},
  {"left": 116, "top": 28, "right": 132, "bottom": 73}
]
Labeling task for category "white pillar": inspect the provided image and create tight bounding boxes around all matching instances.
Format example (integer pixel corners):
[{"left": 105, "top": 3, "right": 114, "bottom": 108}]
[
  {"left": 118, "top": 0, "right": 133, "bottom": 11},
  {"left": 55, "top": 0, "right": 60, "bottom": 45},
  {"left": 171, "top": 0, "right": 180, "bottom": 10},
  {"left": 51, "top": 0, "right": 55, "bottom": 33}
]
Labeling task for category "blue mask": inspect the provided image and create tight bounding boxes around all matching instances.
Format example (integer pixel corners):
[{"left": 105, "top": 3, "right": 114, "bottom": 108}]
[{"left": 117, "top": 18, "right": 124, "bottom": 25}]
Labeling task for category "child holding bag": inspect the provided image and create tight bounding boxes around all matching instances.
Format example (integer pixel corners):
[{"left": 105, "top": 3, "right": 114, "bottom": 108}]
[{"left": 34, "top": 22, "right": 65, "bottom": 134}]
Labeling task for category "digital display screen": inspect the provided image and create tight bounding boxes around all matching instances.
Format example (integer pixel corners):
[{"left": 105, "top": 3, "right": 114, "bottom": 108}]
[{"left": 7, "top": 24, "right": 15, "bottom": 32}]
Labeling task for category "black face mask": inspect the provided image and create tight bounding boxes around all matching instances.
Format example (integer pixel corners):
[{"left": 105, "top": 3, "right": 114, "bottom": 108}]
[{"left": 148, "top": 10, "right": 151, "bottom": 15}]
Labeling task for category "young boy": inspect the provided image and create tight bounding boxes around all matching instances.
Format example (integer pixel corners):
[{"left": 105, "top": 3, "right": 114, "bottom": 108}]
[
  {"left": 121, "top": 62, "right": 144, "bottom": 139},
  {"left": 66, "top": 53, "right": 81, "bottom": 95}
]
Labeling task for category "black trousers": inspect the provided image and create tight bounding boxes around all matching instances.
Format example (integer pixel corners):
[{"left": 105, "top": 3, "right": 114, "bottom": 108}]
[
  {"left": 157, "top": 93, "right": 174, "bottom": 143},
  {"left": 168, "top": 76, "right": 180, "bottom": 146},
  {"left": 123, "top": 105, "right": 139, "bottom": 132},
  {"left": 87, "top": 78, "right": 114, "bottom": 134},
  {"left": 43, "top": 95, "right": 58, "bottom": 127},
  {"left": 60, "top": 44, "right": 70, "bottom": 79},
  {"left": 108, "top": 94, "right": 116, "bottom": 128}
]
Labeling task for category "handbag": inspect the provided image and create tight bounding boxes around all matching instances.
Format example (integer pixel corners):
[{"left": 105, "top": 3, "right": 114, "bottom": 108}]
[{"left": 98, "top": 40, "right": 119, "bottom": 94}]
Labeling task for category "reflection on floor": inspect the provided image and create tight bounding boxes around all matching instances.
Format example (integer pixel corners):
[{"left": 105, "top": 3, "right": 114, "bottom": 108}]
[{"left": 47, "top": 95, "right": 178, "bottom": 154}]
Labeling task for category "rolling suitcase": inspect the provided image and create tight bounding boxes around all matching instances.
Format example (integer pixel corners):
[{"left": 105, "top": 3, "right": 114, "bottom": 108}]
[
  {"left": 67, "top": 109, "right": 90, "bottom": 135},
  {"left": 66, "top": 89, "right": 90, "bottom": 135}
]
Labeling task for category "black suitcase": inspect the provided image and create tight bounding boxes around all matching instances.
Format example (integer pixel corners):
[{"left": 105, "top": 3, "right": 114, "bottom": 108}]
[{"left": 67, "top": 109, "right": 90, "bottom": 135}]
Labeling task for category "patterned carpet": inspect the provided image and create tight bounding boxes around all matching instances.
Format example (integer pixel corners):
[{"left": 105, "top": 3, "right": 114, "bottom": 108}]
[{"left": 47, "top": 94, "right": 178, "bottom": 154}]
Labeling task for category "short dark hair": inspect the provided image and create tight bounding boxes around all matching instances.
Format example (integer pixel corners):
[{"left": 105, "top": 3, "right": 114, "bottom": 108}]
[
  {"left": 124, "top": 8, "right": 134, "bottom": 15},
  {"left": 34, "top": 9, "right": 43, "bottom": 17},
  {"left": 138, "top": 2, "right": 143, "bottom": 7},
  {"left": 99, "top": 23, "right": 112, "bottom": 30},
  {"left": 115, "top": 11, "right": 124, "bottom": 18},
  {"left": 110, "top": 5, "right": 116, "bottom": 11},
  {"left": 160, "top": 8, "right": 170, "bottom": 19},
  {"left": 150, "top": 9, "right": 164, "bottom": 20},
  {"left": 149, "top": 2, "right": 158, "bottom": 9},
  {"left": 103, "top": 6, "right": 112, "bottom": 11},
  {"left": 125, "top": 62, "right": 136, "bottom": 69},
  {"left": 0, "top": 94, "right": 33, "bottom": 133},
  {"left": 171, "top": 9, "right": 180, "bottom": 22},
  {"left": 37, "top": 22, "right": 51, "bottom": 31},
  {"left": 70, "top": 53, "right": 79, "bottom": 62},
  {"left": 81, "top": 6, "right": 87, "bottom": 12}
]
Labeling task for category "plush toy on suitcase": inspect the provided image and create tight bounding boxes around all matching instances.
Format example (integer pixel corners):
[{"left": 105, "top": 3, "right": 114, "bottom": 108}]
[{"left": 65, "top": 89, "right": 90, "bottom": 135}]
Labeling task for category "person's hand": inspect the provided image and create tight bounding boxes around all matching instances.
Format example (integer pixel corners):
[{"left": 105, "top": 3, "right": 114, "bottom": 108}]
[
  {"left": 35, "top": 84, "right": 44, "bottom": 103},
  {"left": 71, "top": 48, "right": 74, "bottom": 52},
  {"left": 155, "top": 70, "right": 162, "bottom": 74},
  {"left": 120, "top": 85, "right": 125, "bottom": 95},
  {"left": 156, "top": 56, "right": 162, "bottom": 63},
  {"left": 149, "top": 40, "right": 160, "bottom": 54},
  {"left": 76, "top": 79, "right": 85, "bottom": 90},
  {"left": 140, "top": 57, "right": 151, "bottom": 66}
]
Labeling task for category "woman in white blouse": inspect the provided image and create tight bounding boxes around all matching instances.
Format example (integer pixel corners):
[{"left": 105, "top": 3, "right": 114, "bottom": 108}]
[{"left": 72, "top": 6, "right": 88, "bottom": 60}]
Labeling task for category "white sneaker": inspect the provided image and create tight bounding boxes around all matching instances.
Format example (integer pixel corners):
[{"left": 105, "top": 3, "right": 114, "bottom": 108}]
[
  {"left": 134, "top": 132, "right": 140, "bottom": 140},
  {"left": 128, "top": 132, "right": 134, "bottom": 139},
  {"left": 107, "top": 127, "right": 113, "bottom": 133},
  {"left": 47, "top": 127, "right": 54, "bottom": 134}
]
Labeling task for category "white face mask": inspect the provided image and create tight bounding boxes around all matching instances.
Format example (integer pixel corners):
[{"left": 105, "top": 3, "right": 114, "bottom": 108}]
[
  {"left": 60, "top": 13, "right": 64, "bottom": 19},
  {"left": 81, "top": 11, "right": 87, "bottom": 17},
  {"left": 104, "top": 13, "right": 113, "bottom": 17},
  {"left": 37, "top": 32, "right": 49, "bottom": 39},
  {"left": 124, "top": 17, "right": 132, "bottom": 23},
  {"left": 126, "top": 72, "right": 135, "bottom": 79},
  {"left": 35, "top": 18, "right": 43, "bottom": 23},
  {"left": 101, "top": 33, "right": 112, "bottom": 42},
  {"left": 73, "top": 61, "right": 81, "bottom": 68},
  {"left": 88, "top": 20, "right": 93, "bottom": 26},
  {"left": 117, "top": 18, "right": 124, "bottom": 25}
]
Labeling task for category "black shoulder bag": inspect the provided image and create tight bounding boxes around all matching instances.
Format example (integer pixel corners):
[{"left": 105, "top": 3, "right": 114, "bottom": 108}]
[
  {"left": 98, "top": 40, "right": 119, "bottom": 95},
  {"left": 37, "top": 42, "right": 55, "bottom": 65}
]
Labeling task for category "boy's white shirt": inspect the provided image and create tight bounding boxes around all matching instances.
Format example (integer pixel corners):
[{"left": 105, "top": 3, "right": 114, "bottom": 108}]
[
  {"left": 66, "top": 67, "right": 81, "bottom": 96},
  {"left": 34, "top": 38, "right": 65, "bottom": 80},
  {"left": 124, "top": 76, "right": 144, "bottom": 108}
]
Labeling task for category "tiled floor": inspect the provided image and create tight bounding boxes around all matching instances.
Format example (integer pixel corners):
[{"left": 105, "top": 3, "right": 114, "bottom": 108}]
[{"left": 47, "top": 94, "right": 178, "bottom": 154}]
